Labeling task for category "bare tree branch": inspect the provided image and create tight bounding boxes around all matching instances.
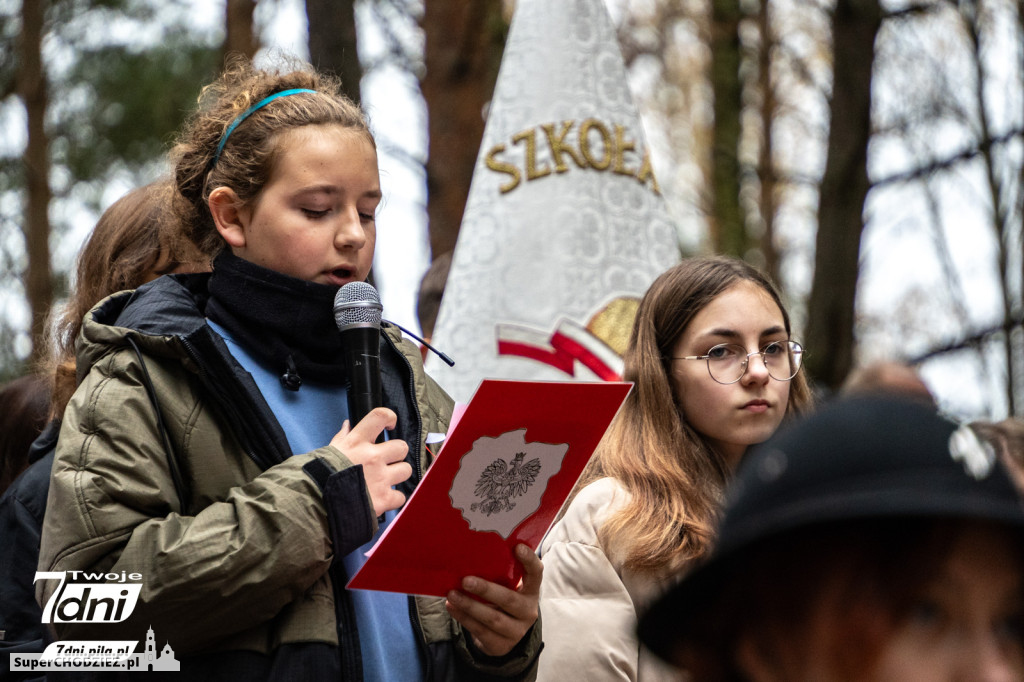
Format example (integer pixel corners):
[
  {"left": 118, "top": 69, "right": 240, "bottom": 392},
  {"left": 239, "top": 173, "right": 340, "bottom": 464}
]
[{"left": 872, "top": 127, "right": 1024, "bottom": 188}]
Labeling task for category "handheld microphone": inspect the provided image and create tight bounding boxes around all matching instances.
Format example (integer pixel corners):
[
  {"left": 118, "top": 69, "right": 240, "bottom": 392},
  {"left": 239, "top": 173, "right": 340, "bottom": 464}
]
[{"left": 334, "top": 282, "right": 383, "bottom": 432}]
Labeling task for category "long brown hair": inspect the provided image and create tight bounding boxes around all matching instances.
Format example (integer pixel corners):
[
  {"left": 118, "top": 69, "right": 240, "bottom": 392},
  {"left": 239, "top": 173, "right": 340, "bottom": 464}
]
[
  {"left": 47, "top": 178, "right": 209, "bottom": 420},
  {"left": 574, "top": 256, "right": 812, "bottom": 574}
]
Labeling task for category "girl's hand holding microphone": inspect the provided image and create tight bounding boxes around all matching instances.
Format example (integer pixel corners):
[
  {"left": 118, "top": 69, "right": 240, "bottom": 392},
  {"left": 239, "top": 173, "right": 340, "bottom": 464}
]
[{"left": 330, "top": 407, "right": 411, "bottom": 517}]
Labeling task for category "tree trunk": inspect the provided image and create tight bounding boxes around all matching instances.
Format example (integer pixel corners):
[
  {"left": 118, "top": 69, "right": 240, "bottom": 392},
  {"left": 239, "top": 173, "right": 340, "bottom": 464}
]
[
  {"left": 709, "top": 0, "right": 748, "bottom": 258},
  {"left": 18, "top": 0, "right": 52, "bottom": 369},
  {"left": 420, "top": 0, "right": 506, "bottom": 262},
  {"left": 223, "top": 0, "right": 259, "bottom": 63},
  {"left": 1018, "top": 0, "right": 1024, "bottom": 415},
  {"left": 306, "top": 0, "right": 362, "bottom": 104},
  {"left": 756, "top": 0, "right": 780, "bottom": 284},
  {"left": 962, "top": 0, "right": 1017, "bottom": 414},
  {"left": 804, "top": 0, "right": 882, "bottom": 390}
]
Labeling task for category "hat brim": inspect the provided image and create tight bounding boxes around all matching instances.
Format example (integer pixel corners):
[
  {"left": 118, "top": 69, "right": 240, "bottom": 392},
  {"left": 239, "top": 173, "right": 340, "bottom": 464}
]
[{"left": 638, "top": 487, "right": 1024, "bottom": 664}]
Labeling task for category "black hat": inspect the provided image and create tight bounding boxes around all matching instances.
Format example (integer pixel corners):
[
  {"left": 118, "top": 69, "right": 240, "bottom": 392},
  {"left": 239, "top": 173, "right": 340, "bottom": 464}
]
[{"left": 638, "top": 395, "right": 1024, "bottom": 663}]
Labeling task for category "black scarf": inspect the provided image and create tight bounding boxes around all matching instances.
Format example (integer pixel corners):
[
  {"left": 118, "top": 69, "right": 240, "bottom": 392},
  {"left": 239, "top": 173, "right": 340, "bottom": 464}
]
[{"left": 206, "top": 251, "right": 347, "bottom": 389}]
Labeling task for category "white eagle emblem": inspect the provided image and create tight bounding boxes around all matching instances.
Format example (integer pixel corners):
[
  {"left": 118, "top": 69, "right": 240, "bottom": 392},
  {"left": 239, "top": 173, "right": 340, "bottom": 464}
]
[
  {"left": 471, "top": 452, "right": 543, "bottom": 516},
  {"left": 450, "top": 429, "right": 568, "bottom": 538}
]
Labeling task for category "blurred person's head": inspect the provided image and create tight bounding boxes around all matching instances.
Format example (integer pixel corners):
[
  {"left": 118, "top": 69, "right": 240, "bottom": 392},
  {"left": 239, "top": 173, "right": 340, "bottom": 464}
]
[
  {"left": 842, "top": 359, "right": 935, "bottom": 405},
  {"left": 0, "top": 373, "right": 51, "bottom": 493},
  {"left": 48, "top": 178, "right": 210, "bottom": 420},
  {"left": 417, "top": 251, "right": 451, "bottom": 344},
  {"left": 639, "top": 396, "right": 1024, "bottom": 682}
]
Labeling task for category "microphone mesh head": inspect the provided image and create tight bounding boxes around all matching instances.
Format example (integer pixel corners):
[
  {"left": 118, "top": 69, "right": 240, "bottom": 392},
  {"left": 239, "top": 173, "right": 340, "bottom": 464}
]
[{"left": 334, "top": 281, "right": 383, "bottom": 330}]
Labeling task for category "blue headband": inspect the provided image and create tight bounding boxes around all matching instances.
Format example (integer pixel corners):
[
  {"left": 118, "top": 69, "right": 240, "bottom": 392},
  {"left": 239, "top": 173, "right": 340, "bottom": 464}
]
[{"left": 210, "top": 88, "right": 317, "bottom": 167}]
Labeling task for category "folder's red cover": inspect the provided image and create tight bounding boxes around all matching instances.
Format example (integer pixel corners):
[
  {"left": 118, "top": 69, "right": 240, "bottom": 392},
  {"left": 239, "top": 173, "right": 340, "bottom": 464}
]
[{"left": 346, "top": 379, "right": 632, "bottom": 597}]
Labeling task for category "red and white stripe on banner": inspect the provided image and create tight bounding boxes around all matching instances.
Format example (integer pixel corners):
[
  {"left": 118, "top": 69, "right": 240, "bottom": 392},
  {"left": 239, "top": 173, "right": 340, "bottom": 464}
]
[{"left": 496, "top": 319, "right": 624, "bottom": 381}]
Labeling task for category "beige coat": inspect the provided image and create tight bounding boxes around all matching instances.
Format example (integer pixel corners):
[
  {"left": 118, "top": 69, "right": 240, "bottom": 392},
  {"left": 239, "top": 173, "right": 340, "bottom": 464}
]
[{"left": 537, "top": 478, "right": 685, "bottom": 682}]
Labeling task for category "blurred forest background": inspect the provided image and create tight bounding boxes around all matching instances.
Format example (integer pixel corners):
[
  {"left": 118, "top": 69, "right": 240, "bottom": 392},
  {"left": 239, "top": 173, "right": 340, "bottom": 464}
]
[{"left": 0, "top": 0, "right": 1019, "bottom": 419}]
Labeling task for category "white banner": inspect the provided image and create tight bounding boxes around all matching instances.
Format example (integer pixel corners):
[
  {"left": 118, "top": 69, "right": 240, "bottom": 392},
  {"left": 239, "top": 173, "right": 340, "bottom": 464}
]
[{"left": 426, "top": 0, "right": 681, "bottom": 402}]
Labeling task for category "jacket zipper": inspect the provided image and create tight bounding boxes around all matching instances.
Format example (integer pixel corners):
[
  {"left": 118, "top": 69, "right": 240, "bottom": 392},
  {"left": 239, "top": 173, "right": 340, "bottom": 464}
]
[
  {"left": 408, "top": 596, "right": 433, "bottom": 679},
  {"left": 382, "top": 327, "right": 425, "bottom": 484},
  {"left": 382, "top": 327, "right": 436, "bottom": 678}
]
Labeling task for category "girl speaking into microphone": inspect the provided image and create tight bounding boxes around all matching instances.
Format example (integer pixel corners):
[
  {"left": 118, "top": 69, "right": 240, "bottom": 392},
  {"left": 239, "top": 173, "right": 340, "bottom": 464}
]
[{"left": 38, "top": 56, "right": 542, "bottom": 681}]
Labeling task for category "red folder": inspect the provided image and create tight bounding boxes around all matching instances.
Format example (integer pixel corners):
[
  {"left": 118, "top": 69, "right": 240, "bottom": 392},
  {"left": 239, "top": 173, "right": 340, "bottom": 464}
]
[{"left": 346, "top": 379, "right": 632, "bottom": 597}]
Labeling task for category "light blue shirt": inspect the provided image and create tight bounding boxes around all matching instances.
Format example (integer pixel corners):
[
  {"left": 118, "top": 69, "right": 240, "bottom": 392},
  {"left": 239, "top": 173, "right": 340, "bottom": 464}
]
[{"left": 208, "top": 320, "right": 424, "bottom": 682}]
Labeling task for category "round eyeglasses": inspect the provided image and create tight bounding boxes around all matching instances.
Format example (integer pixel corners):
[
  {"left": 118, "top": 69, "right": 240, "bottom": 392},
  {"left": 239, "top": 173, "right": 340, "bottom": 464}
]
[{"left": 673, "top": 340, "right": 805, "bottom": 385}]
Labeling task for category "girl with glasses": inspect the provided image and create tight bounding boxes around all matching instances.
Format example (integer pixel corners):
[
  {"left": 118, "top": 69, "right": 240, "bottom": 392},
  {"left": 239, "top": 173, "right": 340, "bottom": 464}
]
[{"left": 537, "top": 256, "right": 812, "bottom": 681}]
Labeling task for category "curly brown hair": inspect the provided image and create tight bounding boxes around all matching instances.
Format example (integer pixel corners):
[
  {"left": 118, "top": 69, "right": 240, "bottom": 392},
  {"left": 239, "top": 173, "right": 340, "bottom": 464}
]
[{"left": 169, "top": 55, "right": 373, "bottom": 256}]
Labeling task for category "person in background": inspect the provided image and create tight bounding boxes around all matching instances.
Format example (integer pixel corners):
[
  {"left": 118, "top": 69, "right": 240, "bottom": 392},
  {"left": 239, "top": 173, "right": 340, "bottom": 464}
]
[
  {"left": 0, "top": 177, "right": 209, "bottom": 671},
  {"left": 841, "top": 359, "right": 936, "bottom": 405},
  {"left": 639, "top": 395, "right": 1024, "bottom": 682},
  {"left": 537, "top": 256, "right": 812, "bottom": 681},
  {"left": 0, "top": 374, "right": 50, "bottom": 497},
  {"left": 416, "top": 251, "right": 451, "bottom": 362},
  {"left": 37, "top": 56, "right": 542, "bottom": 680},
  {"left": 47, "top": 177, "right": 210, "bottom": 419}
]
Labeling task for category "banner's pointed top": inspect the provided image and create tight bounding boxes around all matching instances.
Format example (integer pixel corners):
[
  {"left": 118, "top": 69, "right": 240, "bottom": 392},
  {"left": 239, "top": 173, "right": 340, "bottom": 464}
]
[{"left": 428, "top": 0, "right": 681, "bottom": 402}]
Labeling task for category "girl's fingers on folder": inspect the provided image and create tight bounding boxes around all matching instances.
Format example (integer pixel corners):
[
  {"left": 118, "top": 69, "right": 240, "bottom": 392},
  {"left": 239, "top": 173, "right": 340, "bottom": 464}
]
[
  {"left": 516, "top": 543, "right": 544, "bottom": 596},
  {"left": 445, "top": 544, "right": 543, "bottom": 657}
]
